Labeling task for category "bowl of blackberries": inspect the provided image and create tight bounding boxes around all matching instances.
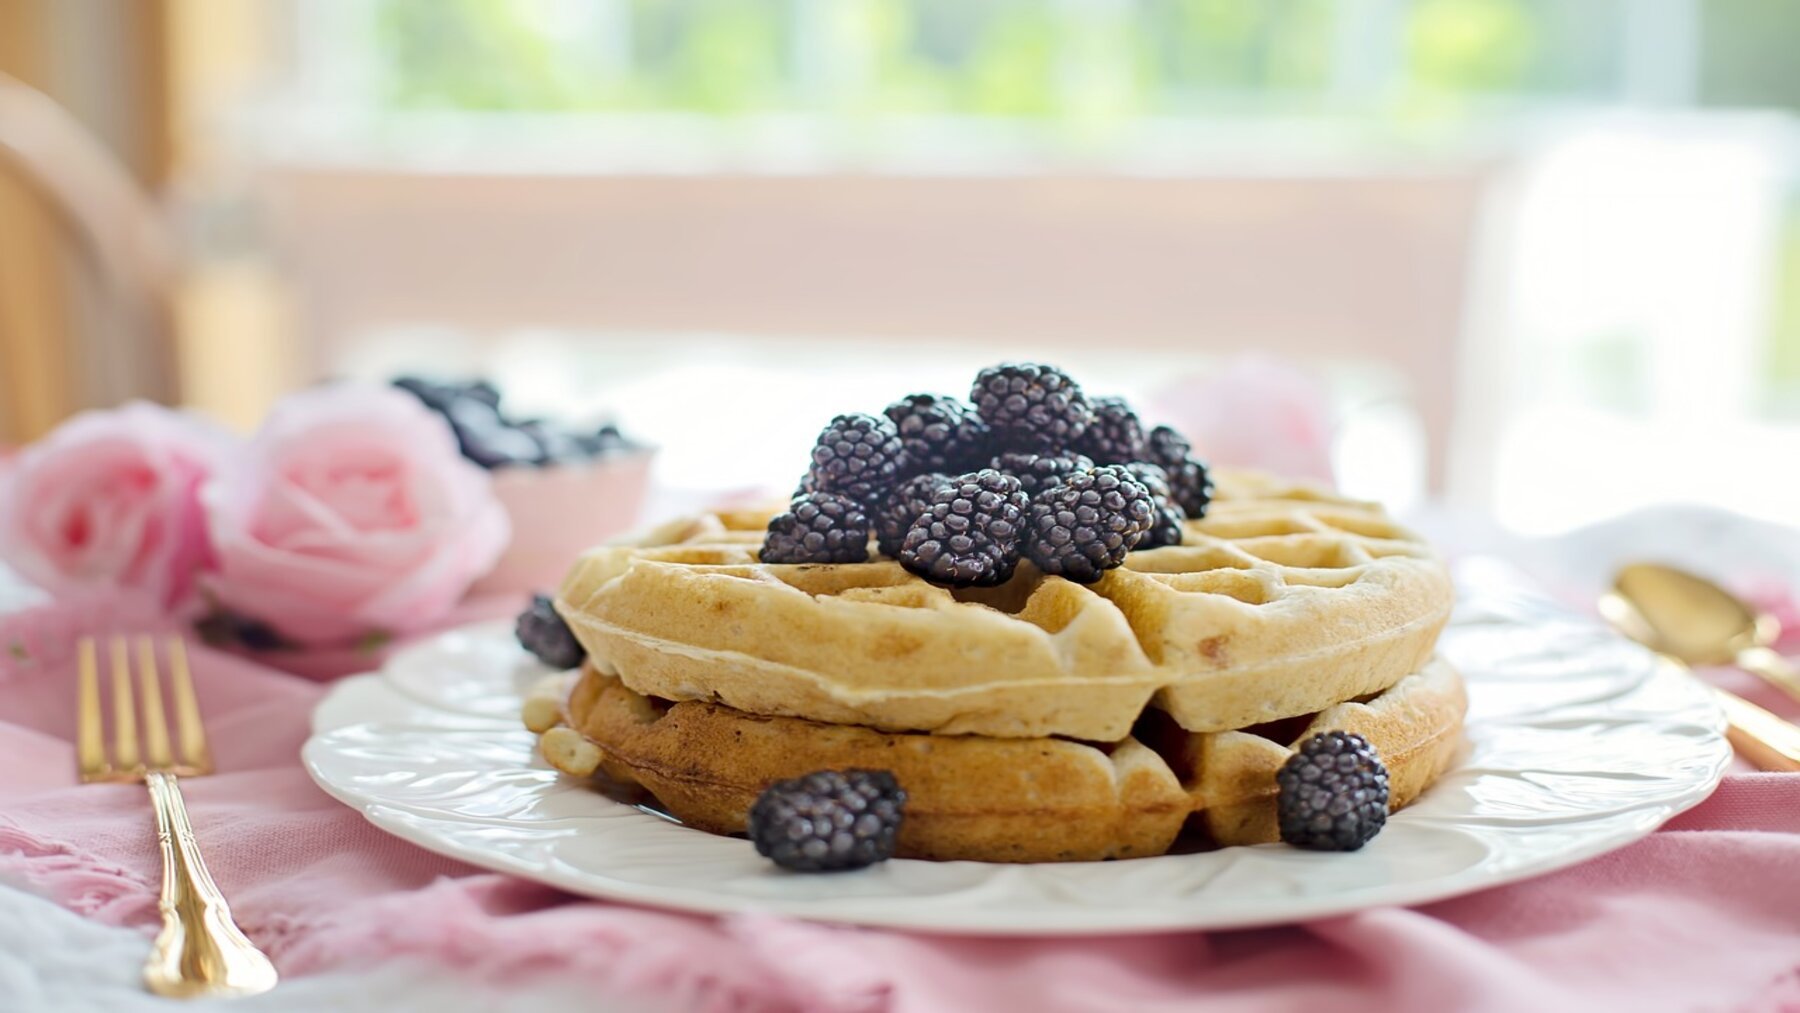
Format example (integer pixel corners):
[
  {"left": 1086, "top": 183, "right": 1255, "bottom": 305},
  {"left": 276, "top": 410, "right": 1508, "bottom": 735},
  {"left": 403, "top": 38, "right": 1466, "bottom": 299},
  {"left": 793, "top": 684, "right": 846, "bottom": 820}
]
[{"left": 394, "top": 376, "right": 653, "bottom": 595}]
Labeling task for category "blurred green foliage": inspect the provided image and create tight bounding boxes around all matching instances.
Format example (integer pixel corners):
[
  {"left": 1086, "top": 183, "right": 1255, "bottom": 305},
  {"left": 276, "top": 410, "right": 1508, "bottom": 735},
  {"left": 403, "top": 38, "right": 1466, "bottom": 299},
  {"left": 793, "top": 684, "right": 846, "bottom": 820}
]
[
  {"left": 370, "top": 0, "right": 1797, "bottom": 119},
  {"left": 1405, "top": 0, "right": 1533, "bottom": 96},
  {"left": 370, "top": 0, "right": 1800, "bottom": 119},
  {"left": 1764, "top": 198, "right": 1800, "bottom": 413},
  {"left": 1702, "top": 0, "right": 1800, "bottom": 110}
]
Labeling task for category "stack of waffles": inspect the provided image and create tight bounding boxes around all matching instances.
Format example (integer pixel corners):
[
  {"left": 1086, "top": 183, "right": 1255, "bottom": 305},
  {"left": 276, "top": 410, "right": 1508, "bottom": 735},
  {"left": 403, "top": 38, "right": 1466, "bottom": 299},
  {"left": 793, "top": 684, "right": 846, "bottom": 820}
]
[{"left": 531, "top": 471, "right": 1464, "bottom": 862}]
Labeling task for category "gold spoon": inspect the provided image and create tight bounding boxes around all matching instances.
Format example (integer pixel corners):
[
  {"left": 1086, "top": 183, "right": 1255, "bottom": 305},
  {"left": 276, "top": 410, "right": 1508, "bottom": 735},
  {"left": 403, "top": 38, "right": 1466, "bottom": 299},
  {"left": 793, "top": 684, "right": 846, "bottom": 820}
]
[{"left": 1603, "top": 563, "right": 1800, "bottom": 771}]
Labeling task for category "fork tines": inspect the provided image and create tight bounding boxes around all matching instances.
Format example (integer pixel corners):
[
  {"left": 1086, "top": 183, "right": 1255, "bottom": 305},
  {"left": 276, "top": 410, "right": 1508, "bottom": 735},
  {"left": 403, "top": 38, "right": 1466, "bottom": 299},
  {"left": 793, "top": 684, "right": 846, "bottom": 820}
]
[{"left": 76, "top": 637, "right": 212, "bottom": 783}]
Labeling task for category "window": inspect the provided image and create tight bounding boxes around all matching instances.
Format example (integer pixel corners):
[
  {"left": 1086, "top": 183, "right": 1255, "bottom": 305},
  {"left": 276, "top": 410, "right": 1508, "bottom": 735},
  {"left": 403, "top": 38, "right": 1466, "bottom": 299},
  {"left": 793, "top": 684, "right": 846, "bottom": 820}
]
[{"left": 209, "top": 0, "right": 1800, "bottom": 529}]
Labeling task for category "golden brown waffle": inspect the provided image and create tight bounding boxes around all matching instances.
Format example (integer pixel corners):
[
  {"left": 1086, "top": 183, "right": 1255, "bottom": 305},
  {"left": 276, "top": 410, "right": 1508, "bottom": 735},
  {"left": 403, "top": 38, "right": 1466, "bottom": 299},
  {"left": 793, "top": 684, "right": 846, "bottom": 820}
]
[
  {"left": 530, "top": 659, "right": 1466, "bottom": 863},
  {"left": 556, "top": 472, "right": 1454, "bottom": 741}
]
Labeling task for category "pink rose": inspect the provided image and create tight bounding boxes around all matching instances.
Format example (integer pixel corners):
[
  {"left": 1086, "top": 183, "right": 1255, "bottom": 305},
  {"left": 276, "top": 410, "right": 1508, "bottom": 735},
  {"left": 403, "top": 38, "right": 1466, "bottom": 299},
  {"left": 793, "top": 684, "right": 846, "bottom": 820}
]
[
  {"left": 202, "top": 384, "right": 510, "bottom": 647},
  {"left": 1147, "top": 356, "right": 1336, "bottom": 486},
  {"left": 0, "top": 402, "right": 233, "bottom": 612}
]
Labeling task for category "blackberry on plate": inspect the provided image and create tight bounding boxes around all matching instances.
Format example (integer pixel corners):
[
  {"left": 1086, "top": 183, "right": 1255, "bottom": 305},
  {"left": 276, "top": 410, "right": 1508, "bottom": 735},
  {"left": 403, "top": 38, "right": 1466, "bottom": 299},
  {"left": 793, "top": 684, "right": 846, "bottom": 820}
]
[
  {"left": 898, "top": 469, "right": 1028, "bottom": 587},
  {"left": 762, "top": 493, "right": 871, "bottom": 565},
  {"left": 1276, "top": 731, "right": 1390, "bottom": 851},
  {"left": 970, "top": 363, "right": 1094, "bottom": 452},
  {"left": 1122, "top": 460, "right": 1172, "bottom": 500},
  {"left": 876, "top": 472, "right": 949, "bottom": 557},
  {"left": 1163, "top": 458, "right": 1214, "bottom": 519},
  {"left": 990, "top": 451, "right": 1094, "bottom": 497},
  {"left": 807, "top": 413, "right": 907, "bottom": 503},
  {"left": 1141, "top": 505, "right": 1186, "bottom": 550},
  {"left": 1080, "top": 396, "right": 1147, "bottom": 463},
  {"left": 884, "top": 394, "right": 990, "bottom": 474},
  {"left": 1144, "top": 424, "right": 1191, "bottom": 467},
  {"left": 1022, "top": 465, "right": 1156, "bottom": 582},
  {"left": 516, "top": 593, "right": 587, "bottom": 669},
  {"left": 1142, "top": 425, "right": 1214, "bottom": 518},
  {"left": 1123, "top": 462, "right": 1185, "bottom": 549},
  {"left": 748, "top": 769, "right": 908, "bottom": 872}
]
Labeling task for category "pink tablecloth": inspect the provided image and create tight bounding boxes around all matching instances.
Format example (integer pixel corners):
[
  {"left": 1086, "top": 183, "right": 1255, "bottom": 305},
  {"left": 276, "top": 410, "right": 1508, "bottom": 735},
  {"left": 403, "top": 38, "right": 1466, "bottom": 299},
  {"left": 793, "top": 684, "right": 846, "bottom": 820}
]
[{"left": 4, "top": 632, "right": 1800, "bottom": 1012}]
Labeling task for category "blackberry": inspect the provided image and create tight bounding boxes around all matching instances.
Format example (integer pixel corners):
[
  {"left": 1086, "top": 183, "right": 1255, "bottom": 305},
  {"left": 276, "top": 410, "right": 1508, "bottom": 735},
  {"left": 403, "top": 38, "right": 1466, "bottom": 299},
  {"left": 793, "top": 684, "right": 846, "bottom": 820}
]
[
  {"left": 1080, "top": 396, "right": 1147, "bottom": 464},
  {"left": 1141, "top": 505, "right": 1187, "bottom": 550},
  {"left": 898, "top": 469, "right": 1028, "bottom": 587},
  {"left": 990, "top": 451, "right": 1095, "bottom": 497},
  {"left": 875, "top": 472, "right": 949, "bottom": 557},
  {"left": 1277, "top": 731, "right": 1390, "bottom": 851},
  {"left": 515, "top": 594, "right": 587, "bottom": 669},
  {"left": 806, "top": 413, "right": 907, "bottom": 503},
  {"left": 574, "top": 423, "right": 636, "bottom": 457},
  {"left": 443, "top": 398, "right": 540, "bottom": 469},
  {"left": 970, "top": 363, "right": 1094, "bottom": 452},
  {"left": 1123, "top": 462, "right": 1185, "bottom": 549},
  {"left": 749, "top": 769, "right": 907, "bottom": 872},
  {"left": 234, "top": 616, "right": 288, "bottom": 652},
  {"left": 393, "top": 376, "right": 500, "bottom": 412},
  {"left": 1022, "top": 465, "right": 1156, "bottom": 582},
  {"left": 513, "top": 419, "right": 586, "bottom": 466},
  {"left": 1122, "top": 460, "right": 1172, "bottom": 501},
  {"left": 1142, "top": 425, "right": 1214, "bottom": 518},
  {"left": 459, "top": 379, "right": 502, "bottom": 409},
  {"left": 392, "top": 376, "right": 456, "bottom": 411},
  {"left": 1144, "top": 424, "right": 1191, "bottom": 465},
  {"left": 1164, "top": 458, "right": 1214, "bottom": 519},
  {"left": 884, "top": 394, "right": 990, "bottom": 474},
  {"left": 762, "top": 493, "right": 871, "bottom": 565},
  {"left": 195, "top": 610, "right": 289, "bottom": 652}
]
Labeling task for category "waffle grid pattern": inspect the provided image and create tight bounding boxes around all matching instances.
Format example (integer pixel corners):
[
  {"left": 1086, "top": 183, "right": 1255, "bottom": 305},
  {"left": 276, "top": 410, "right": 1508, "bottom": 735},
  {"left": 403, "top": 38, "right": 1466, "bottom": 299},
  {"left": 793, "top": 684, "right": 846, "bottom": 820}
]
[{"left": 556, "top": 474, "right": 1453, "bottom": 741}]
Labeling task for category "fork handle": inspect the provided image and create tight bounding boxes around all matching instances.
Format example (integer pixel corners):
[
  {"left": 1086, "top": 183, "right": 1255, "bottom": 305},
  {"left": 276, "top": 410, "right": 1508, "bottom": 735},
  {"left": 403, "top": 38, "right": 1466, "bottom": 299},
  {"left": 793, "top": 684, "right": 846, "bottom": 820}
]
[{"left": 143, "top": 771, "right": 280, "bottom": 998}]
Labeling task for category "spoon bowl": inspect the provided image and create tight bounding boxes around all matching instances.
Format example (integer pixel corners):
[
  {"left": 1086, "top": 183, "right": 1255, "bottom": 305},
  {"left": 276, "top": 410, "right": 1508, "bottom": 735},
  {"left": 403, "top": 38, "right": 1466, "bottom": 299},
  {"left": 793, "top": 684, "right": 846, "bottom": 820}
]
[
  {"left": 1605, "top": 562, "right": 1800, "bottom": 771},
  {"left": 1605, "top": 563, "right": 1778, "bottom": 667}
]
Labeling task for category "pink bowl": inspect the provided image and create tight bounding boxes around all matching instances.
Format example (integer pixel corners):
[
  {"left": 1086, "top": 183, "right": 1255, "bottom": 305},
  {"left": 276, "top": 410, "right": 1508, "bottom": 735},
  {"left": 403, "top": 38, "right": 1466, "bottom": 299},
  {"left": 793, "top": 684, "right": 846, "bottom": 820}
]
[{"left": 471, "top": 450, "right": 655, "bottom": 597}]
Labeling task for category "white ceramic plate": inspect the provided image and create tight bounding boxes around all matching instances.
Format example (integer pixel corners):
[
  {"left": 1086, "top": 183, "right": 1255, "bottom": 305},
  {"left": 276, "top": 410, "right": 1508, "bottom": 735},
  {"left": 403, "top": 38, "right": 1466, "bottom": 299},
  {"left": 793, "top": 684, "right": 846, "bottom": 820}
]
[{"left": 303, "top": 565, "right": 1730, "bottom": 935}]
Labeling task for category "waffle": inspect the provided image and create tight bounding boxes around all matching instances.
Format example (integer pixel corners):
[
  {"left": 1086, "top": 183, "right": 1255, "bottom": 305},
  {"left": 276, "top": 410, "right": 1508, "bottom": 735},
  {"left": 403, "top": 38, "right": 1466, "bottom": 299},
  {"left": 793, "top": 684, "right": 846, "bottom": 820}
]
[
  {"left": 555, "top": 472, "right": 1453, "bottom": 741},
  {"left": 532, "top": 658, "right": 1466, "bottom": 863}
]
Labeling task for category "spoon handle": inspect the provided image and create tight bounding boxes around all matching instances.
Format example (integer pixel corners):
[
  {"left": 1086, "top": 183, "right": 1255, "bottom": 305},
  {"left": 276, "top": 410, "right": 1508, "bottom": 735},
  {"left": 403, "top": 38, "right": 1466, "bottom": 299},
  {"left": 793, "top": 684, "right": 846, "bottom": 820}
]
[
  {"left": 1734, "top": 647, "right": 1800, "bottom": 709},
  {"left": 1712, "top": 687, "right": 1800, "bottom": 772}
]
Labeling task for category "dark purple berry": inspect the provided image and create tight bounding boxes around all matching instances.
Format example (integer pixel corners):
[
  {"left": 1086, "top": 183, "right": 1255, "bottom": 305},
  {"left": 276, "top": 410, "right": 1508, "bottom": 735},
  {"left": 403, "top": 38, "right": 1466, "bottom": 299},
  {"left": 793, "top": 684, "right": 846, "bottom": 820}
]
[
  {"left": 1277, "top": 731, "right": 1390, "bottom": 851},
  {"left": 748, "top": 769, "right": 907, "bottom": 872},
  {"left": 970, "top": 363, "right": 1094, "bottom": 452},
  {"left": 1021, "top": 465, "right": 1156, "bottom": 582},
  {"left": 762, "top": 493, "right": 872, "bottom": 564}
]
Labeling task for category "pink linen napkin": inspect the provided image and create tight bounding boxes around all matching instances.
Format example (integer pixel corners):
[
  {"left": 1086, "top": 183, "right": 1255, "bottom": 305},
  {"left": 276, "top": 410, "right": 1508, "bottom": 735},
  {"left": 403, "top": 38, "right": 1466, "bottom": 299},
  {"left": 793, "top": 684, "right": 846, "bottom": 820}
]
[{"left": 5, "top": 636, "right": 1800, "bottom": 1011}]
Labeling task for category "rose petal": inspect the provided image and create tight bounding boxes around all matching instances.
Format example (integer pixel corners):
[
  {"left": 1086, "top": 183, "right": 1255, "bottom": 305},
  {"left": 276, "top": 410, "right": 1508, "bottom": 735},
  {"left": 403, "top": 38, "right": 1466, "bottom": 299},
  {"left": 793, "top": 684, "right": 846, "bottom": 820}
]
[
  {"left": 200, "top": 384, "right": 509, "bottom": 647},
  {"left": 0, "top": 402, "right": 235, "bottom": 612}
]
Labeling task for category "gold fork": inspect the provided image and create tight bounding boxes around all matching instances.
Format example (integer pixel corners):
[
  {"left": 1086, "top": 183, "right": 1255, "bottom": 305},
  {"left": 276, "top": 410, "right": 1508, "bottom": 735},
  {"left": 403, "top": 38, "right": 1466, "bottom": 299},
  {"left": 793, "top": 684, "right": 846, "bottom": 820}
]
[{"left": 77, "top": 637, "right": 279, "bottom": 999}]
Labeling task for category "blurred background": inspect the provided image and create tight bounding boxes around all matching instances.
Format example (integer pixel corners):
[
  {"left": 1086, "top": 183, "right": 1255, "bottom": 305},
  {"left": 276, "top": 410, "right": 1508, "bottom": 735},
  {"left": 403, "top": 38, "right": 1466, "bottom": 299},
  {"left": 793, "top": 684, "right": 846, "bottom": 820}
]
[{"left": 3, "top": 0, "right": 1799, "bottom": 534}]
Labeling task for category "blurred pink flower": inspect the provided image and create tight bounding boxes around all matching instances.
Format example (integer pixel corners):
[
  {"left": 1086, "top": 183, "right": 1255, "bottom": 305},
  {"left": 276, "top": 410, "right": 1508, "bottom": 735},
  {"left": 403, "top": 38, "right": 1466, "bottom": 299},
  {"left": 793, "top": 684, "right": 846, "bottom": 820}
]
[
  {"left": 202, "top": 384, "right": 509, "bottom": 647},
  {"left": 0, "top": 402, "right": 234, "bottom": 612},
  {"left": 1146, "top": 356, "right": 1335, "bottom": 486}
]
